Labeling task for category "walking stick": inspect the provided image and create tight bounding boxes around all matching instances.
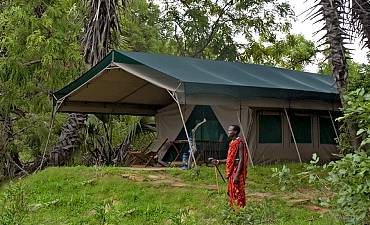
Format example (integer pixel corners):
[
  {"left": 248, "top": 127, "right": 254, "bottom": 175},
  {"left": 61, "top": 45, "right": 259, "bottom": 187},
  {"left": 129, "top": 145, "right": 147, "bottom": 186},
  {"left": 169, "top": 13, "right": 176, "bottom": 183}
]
[
  {"left": 208, "top": 158, "right": 226, "bottom": 183},
  {"left": 214, "top": 166, "right": 220, "bottom": 194}
]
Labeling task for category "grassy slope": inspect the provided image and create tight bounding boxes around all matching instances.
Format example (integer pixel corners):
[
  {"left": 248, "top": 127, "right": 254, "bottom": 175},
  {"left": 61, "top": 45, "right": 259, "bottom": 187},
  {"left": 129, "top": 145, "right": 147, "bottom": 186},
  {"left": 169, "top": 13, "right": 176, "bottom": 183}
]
[{"left": 0, "top": 164, "right": 341, "bottom": 225}]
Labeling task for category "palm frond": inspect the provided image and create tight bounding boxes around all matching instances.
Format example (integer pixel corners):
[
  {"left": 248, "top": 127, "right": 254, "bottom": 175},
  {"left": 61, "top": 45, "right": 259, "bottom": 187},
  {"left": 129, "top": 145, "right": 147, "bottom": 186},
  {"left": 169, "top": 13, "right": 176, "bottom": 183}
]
[
  {"left": 124, "top": 116, "right": 156, "bottom": 144},
  {"left": 351, "top": 0, "right": 370, "bottom": 48},
  {"left": 83, "top": 0, "right": 129, "bottom": 65}
]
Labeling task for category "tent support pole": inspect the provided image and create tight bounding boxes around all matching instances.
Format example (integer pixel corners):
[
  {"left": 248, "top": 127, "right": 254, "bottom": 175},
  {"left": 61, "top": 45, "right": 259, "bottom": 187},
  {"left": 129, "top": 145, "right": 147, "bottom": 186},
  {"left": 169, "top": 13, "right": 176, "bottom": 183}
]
[
  {"left": 237, "top": 109, "right": 254, "bottom": 167},
  {"left": 328, "top": 111, "right": 339, "bottom": 140},
  {"left": 167, "top": 90, "right": 196, "bottom": 168},
  {"left": 36, "top": 101, "right": 60, "bottom": 171},
  {"left": 284, "top": 108, "right": 302, "bottom": 163}
]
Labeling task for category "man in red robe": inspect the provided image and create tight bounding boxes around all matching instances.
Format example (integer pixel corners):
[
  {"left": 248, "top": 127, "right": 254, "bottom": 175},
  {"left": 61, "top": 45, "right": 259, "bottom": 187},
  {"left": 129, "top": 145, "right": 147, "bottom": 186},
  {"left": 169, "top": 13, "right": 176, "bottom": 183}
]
[
  {"left": 226, "top": 125, "right": 249, "bottom": 208},
  {"left": 214, "top": 125, "right": 248, "bottom": 208}
]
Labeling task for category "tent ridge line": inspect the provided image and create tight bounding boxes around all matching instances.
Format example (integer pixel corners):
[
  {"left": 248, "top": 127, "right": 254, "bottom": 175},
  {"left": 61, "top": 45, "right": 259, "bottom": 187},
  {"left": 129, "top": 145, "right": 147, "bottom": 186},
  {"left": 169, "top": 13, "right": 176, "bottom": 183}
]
[
  {"left": 183, "top": 81, "right": 339, "bottom": 95},
  {"left": 113, "top": 62, "right": 182, "bottom": 92}
]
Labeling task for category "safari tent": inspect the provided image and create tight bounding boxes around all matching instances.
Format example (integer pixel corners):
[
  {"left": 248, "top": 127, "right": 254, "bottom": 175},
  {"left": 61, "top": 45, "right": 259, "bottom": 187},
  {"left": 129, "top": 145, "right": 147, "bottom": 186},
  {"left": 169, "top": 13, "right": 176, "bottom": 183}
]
[{"left": 53, "top": 50, "right": 341, "bottom": 164}]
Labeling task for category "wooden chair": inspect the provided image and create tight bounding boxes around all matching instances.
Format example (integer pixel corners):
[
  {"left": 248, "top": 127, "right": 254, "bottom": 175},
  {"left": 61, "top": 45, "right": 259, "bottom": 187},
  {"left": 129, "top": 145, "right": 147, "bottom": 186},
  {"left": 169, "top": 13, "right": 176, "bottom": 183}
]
[
  {"left": 130, "top": 138, "right": 169, "bottom": 167},
  {"left": 195, "top": 140, "right": 224, "bottom": 163}
]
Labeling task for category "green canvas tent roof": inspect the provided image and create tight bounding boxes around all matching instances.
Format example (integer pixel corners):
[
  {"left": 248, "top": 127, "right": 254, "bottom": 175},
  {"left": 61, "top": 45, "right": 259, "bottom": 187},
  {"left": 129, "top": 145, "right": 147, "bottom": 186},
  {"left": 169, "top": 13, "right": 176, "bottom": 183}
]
[{"left": 53, "top": 50, "right": 339, "bottom": 114}]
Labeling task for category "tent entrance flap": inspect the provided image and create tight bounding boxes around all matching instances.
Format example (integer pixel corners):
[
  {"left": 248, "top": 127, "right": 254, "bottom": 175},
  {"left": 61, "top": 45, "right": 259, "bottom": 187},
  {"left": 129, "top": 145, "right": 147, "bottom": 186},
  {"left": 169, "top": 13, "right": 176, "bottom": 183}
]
[{"left": 163, "top": 105, "right": 228, "bottom": 162}]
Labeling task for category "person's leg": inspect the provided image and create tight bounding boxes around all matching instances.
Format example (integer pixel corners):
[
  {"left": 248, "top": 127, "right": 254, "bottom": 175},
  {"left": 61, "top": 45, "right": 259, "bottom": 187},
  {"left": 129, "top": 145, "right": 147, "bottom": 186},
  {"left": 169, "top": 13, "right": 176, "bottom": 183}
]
[{"left": 236, "top": 185, "right": 246, "bottom": 207}]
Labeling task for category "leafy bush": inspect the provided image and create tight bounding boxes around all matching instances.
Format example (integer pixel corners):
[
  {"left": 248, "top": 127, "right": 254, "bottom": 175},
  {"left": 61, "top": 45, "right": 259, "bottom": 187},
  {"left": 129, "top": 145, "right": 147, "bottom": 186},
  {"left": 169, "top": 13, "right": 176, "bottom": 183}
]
[
  {"left": 327, "top": 152, "right": 370, "bottom": 224},
  {"left": 222, "top": 200, "right": 276, "bottom": 225},
  {"left": 304, "top": 153, "right": 370, "bottom": 225},
  {"left": 328, "top": 65, "right": 370, "bottom": 224},
  {"left": 339, "top": 88, "right": 370, "bottom": 150},
  {"left": 271, "top": 165, "right": 292, "bottom": 191},
  {"left": 0, "top": 183, "right": 27, "bottom": 225}
]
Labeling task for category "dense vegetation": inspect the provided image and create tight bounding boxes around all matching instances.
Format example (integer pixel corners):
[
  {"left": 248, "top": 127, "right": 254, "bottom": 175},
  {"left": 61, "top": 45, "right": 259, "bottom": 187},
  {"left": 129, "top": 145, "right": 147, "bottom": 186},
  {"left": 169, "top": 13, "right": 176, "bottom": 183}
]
[{"left": 0, "top": 0, "right": 369, "bottom": 224}]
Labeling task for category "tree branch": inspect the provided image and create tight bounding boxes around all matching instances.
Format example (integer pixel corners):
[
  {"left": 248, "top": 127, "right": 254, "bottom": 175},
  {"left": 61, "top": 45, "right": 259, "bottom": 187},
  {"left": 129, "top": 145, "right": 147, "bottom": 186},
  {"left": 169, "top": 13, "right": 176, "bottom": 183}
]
[{"left": 191, "top": 0, "right": 234, "bottom": 57}]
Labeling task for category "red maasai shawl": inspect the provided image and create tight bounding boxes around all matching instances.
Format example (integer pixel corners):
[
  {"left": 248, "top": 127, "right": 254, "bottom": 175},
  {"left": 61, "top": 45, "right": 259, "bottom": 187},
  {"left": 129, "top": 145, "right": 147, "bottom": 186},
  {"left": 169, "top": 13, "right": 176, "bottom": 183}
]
[{"left": 226, "top": 137, "right": 248, "bottom": 207}]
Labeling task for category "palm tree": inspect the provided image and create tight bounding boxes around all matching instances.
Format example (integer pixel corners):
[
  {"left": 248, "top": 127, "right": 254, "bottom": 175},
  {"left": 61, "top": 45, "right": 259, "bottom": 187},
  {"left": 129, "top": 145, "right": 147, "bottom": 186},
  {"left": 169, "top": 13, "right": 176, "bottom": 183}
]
[
  {"left": 351, "top": 0, "right": 370, "bottom": 49},
  {"left": 310, "top": 0, "right": 370, "bottom": 150},
  {"left": 312, "top": 0, "right": 350, "bottom": 94},
  {"left": 310, "top": 0, "right": 363, "bottom": 148},
  {"left": 49, "top": 0, "right": 127, "bottom": 166}
]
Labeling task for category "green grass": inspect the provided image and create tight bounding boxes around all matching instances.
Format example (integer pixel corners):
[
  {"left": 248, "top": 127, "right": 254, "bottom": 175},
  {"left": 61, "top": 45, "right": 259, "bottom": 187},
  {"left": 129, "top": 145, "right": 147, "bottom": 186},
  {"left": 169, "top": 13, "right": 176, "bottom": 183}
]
[{"left": 0, "top": 165, "right": 341, "bottom": 225}]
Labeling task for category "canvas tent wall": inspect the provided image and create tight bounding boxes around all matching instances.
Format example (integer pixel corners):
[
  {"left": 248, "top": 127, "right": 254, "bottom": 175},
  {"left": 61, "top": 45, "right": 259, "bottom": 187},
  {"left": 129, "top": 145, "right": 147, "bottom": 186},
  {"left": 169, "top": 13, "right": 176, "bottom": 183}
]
[
  {"left": 53, "top": 50, "right": 341, "bottom": 164},
  {"left": 155, "top": 101, "right": 340, "bottom": 164}
]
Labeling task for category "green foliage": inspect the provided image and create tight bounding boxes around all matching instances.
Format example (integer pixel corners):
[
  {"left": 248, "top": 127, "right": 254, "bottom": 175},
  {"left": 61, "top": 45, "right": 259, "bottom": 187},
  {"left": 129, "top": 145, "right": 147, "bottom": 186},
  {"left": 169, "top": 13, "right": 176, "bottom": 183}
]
[
  {"left": 327, "top": 152, "right": 370, "bottom": 224},
  {"left": 319, "top": 60, "right": 370, "bottom": 153},
  {"left": 309, "top": 57, "right": 370, "bottom": 224},
  {"left": 0, "top": 0, "right": 86, "bottom": 161},
  {"left": 339, "top": 88, "right": 370, "bottom": 149},
  {"left": 301, "top": 153, "right": 370, "bottom": 225},
  {"left": 339, "top": 63, "right": 370, "bottom": 152},
  {"left": 271, "top": 165, "right": 292, "bottom": 191},
  {"left": 0, "top": 182, "right": 27, "bottom": 225},
  {"left": 242, "top": 34, "right": 317, "bottom": 70},
  {"left": 222, "top": 199, "right": 277, "bottom": 225},
  {"left": 270, "top": 162, "right": 318, "bottom": 192},
  {"left": 120, "top": 0, "right": 175, "bottom": 54},
  {"left": 160, "top": 0, "right": 294, "bottom": 61},
  {"left": 0, "top": 0, "right": 162, "bottom": 167},
  {"left": 346, "top": 63, "right": 370, "bottom": 92}
]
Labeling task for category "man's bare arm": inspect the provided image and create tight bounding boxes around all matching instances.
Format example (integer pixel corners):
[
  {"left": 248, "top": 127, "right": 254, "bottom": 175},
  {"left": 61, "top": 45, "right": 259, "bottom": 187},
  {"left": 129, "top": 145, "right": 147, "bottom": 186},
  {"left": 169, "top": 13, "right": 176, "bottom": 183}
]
[{"left": 234, "top": 142, "right": 244, "bottom": 183}]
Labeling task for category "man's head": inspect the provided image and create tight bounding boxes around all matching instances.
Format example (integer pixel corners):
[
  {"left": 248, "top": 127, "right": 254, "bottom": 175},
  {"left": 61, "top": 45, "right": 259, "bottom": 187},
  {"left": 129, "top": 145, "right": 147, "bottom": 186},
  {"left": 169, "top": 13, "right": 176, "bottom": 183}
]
[{"left": 227, "top": 125, "right": 240, "bottom": 138}]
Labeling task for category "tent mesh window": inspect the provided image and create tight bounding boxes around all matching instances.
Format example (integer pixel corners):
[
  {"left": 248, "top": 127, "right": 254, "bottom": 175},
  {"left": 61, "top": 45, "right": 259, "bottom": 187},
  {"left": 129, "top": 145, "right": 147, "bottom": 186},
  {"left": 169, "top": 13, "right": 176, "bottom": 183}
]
[
  {"left": 319, "top": 117, "right": 336, "bottom": 145},
  {"left": 258, "top": 114, "right": 282, "bottom": 143},
  {"left": 290, "top": 115, "right": 312, "bottom": 143},
  {"left": 164, "top": 105, "right": 228, "bottom": 161}
]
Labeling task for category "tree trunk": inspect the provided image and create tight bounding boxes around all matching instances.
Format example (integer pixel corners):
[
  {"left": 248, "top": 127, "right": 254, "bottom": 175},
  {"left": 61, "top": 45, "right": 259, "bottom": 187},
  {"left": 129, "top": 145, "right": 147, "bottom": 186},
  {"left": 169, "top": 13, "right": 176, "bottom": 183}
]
[
  {"left": 321, "top": 0, "right": 348, "bottom": 92},
  {"left": 49, "top": 113, "right": 87, "bottom": 166},
  {"left": 321, "top": 0, "right": 360, "bottom": 149}
]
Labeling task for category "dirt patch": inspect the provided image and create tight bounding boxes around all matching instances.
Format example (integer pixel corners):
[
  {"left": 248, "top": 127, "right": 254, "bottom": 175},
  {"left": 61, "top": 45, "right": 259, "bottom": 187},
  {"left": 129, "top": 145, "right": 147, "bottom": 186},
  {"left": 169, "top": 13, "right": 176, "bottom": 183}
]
[
  {"left": 280, "top": 191, "right": 331, "bottom": 214},
  {"left": 126, "top": 167, "right": 171, "bottom": 171},
  {"left": 122, "top": 174, "right": 146, "bottom": 182},
  {"left": 122, "top": 171, "right": 189, "bottom": 188},
  {"left": 248, "top": 192, "right": 274, "bottom": 202},
  {"left": 171, "top": 182, "right": 188, "bottom": 187},
  {"left": 286, "top": 198, "right": 311, "bottom": 205},
  {"left": 147, "top": 175, "right": 161, "bottom": 180},
  {"left": 303, "top": 205, "right": 330, "bottom": 214},
  {"left": 122, "top": 171, "right": 221, "bottom": 191}
]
